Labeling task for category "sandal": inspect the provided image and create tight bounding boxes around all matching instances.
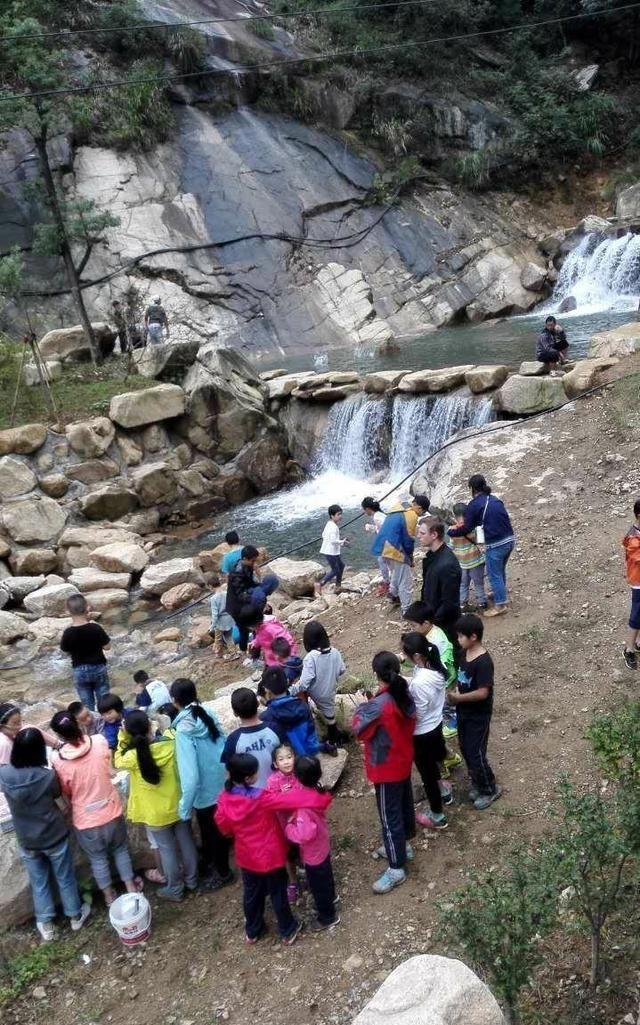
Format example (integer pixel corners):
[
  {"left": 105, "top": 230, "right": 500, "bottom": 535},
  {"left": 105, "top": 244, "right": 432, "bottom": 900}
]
[{"left": 144, "top": 868, "right": 167, "bottom": 885}]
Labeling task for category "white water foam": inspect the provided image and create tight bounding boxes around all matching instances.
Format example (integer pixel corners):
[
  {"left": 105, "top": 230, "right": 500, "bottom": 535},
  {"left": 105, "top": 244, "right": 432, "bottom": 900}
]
[{"left": 549, "top": 231, "right": 640, "bottom": 316}]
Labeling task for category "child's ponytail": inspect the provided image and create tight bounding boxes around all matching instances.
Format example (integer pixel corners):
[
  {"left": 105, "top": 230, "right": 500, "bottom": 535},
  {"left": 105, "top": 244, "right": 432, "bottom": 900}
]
[
  {"left": 401, "top": 632, "right": 447, "bottom": 679},
  {"left": 371, "top": 651, "right": 413, "bottom": 716},
  {"left": 170, "top": 678, "right": 220, "bottom": 741},
  {"left": 123, "top": 710, "right": 161, "bottom": 785}
]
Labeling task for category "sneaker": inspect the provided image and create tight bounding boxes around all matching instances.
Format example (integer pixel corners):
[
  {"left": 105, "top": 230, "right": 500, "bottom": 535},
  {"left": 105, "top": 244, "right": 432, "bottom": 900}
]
[
  {"left": 483, "top": 605, "right": 508, "bottom": 618},
  {"left": 37, "top": 921, "right": 55, "bottom": 943},
  {"left": 282, "top": 920, "right": 303, "bottom": 946},
  {"left": 200, "top": 870, "right": 234, "bottom": 892},
  {"left": 468, "top": 786, "right": 480, "bottom": 803},
  {"left": 287, "top": 882, "right": 299, "bottom": 904},
  {"left": 372, "top": 867, "right": 406, "bottom": 894},
  {"left": 374, "top": 843, "right": 414, "bottom": 861},
  {"left": 442, "top": 752, "right": 462, "bottom": 771},
  {"left": 309, "top": 915, "right": 340, "bottom": 933},
  {"left": 442, "top": 722, "right": 458, "bottom": 740},
  {"left": 416, "top": 810, "right": 448, "bottom": 830},
  {"left": 70, "top": 902, "right": 91, "bottom": 931},
  {"left": 156, "top": 887, "right": 184, "bottom": 902},
  {"left": 242, "top": 657, "right": 253, "bottom": 667},
  {"left": 245, "top": 926, "right": 267, "bottom": 945},
  {"left": 473, "top": 786, "right": 503, "bottom": 811},
  {"left": 439, "top": 781, "right": 454, "bottom": 806},
  {"left": 623, "top": 647, "right": 638, "bottom": 671}
]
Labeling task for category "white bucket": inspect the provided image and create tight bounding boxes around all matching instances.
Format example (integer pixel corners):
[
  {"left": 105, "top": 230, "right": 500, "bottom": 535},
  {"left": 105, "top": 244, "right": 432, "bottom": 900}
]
[{"left": 109, "top": 893, "right": 152, "bottom": 946}]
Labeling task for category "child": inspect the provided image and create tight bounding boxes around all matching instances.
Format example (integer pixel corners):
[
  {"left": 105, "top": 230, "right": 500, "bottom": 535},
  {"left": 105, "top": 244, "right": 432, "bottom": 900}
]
[
  {"left": 401, "top": 633, "right": 448, "bottom": 830},
  {"left": 622, "top": 497, "right": 640, "bottom": 671},
  {"left": 290, "top": 621, "right": 346, "bottom": 753},
  {"left": 317, "top": 504, "right": 349, "bottom": 594},
  {"left": 67, "top": 700, "right": 103, "bottom": 737},
  {"left": 215, "top": 753, "right": 332, "bottom": 945},
  {"left": 271, "top": 637, "right": 303, "bottom": 684},
  {"left": 208, "top": 575, "right": 239, "bottom": 661},
  {"left": 285, "top": 756, "right": 339, "bottom": 932},
  {"left": 403, "top": 602, "right": 456, "bottom": 685},
  {"left": 447, "top": 614, "right": 501, "bottom": 811},
  {"left": 225, "top": 546, "right": 262, "bottom": 653},
  {"left": 133, "top": 670, "right": 171, "bottom": 711},
  {"left": 266, "top": 743, "right": 302, "bottom": 903},
  {"left": 245, "top": 609, "right": 298, "bottom": 668},
  {"left": 97, "top": 693, "right": 134, "bottom": 752},
  {"left": 260, "top": 667, "right": 321, "bottom": 756},
  {"left": 352, "top": 652, "right": 416, "bottom": 894},
  {"left": 223, "top": 688, "right": 281, "bottom": 788},
  {"left": 60, "top": 594, "right": 110, "bottom": 711},
  {"left": 450, "top": 502, "right": 487, "bottom": 611},
  {"left": 220, "top": 530, "right": 243, "bottom": 576},
  {"left": 361, "top": 497, "right": 389, "bottom": 596}
]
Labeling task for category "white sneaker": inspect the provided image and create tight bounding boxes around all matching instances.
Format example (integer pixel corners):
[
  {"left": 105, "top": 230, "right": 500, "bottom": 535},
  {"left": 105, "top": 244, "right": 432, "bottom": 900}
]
[
  {"left": 372, "top": 867, "right": 406, "bottom": 894},
  {"left": 37, "top": 921, "right": 56, "bottom": 943},
  {"left": 70, "top": 902, "right": 91, "bottom": 931}
]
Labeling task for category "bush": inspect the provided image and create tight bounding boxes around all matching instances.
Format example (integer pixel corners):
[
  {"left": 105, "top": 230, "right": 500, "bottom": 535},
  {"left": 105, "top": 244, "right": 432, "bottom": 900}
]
[
  {"left": 163, "top": 26, "right": 207, "bottom": 73},
  {"left": 94, "top": 60, "right": 174, "bottom": 150},
  {"left": 587, "top": 702, "right": 640, "bottom": 787}
]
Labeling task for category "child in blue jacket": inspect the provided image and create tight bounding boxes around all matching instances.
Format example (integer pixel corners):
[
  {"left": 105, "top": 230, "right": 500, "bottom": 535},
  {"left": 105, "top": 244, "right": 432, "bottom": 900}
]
[{"left": 259, "top": 668, "right": 320, "bottom": 756}]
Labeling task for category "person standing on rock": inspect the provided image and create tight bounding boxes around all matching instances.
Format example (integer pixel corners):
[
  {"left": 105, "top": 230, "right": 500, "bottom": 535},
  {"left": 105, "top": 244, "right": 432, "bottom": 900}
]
[
  {"left": 372, "top": 495, "right": 431, "bottom": 613},
  {"left": 622, "top": 497, "right": 640, "bottom": 671},
  {"left": 60, "top": 595, "right": 111, "bottom": 711},
  {"left": 448, "top": 476, "right": 516, "bottom": 618},
  {"left": 144, "top": 295, "right": 169, "bottom": 345},
  {"left": 418, "top": 516, "right": 462, "bottom": 644},
  {"left": 536, "top": 315, "right": 569, "bottom": 376}
]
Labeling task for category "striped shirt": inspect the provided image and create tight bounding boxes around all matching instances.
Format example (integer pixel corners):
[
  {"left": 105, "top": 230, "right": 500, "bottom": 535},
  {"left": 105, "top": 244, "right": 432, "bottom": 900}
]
[{"left": 449, "top": 534, "right": 485, "bottom": 570}]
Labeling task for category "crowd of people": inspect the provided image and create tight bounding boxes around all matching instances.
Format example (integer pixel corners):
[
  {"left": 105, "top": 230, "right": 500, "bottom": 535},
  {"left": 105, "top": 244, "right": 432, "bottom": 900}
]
[{"left": 1, "top": 470, "right": 636, "bottom": 948}]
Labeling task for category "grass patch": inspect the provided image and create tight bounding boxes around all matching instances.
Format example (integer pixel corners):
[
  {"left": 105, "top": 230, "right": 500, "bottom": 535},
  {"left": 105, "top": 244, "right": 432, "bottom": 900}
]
[
  {"left": 0, "top": 340, "right": 159, "bottom": 429},
  {"left": 0, "top": 940, "right": 76, "bottom": 1005}
]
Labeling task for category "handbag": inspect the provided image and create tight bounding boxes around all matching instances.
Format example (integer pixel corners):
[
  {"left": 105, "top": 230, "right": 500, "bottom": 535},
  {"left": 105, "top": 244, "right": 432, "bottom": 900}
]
[{"left": 475, "top": 497, "right": 490, "bottom": 546}]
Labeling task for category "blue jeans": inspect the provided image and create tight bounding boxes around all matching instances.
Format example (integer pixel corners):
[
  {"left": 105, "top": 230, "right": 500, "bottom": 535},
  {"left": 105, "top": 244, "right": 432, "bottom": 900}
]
[
  {"left": 321, "top": 555, "right": 344, "bottom": 586},
  {"left": 484, "top": 540, "right": 515, "bottom": 607},
  {"left": 73, "top": 664, "right": 110, "bottom": 711},
  {"left": 19, "top": 837, "right": 82, "bottom": 922}
]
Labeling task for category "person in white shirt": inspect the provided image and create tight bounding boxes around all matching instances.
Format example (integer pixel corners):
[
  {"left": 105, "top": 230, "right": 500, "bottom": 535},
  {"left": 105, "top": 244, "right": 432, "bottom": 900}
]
[
  {"left": 317, "top": 504, "right": 349, "bottom": 594},
  {"left": 361, "top": 497, "right": 388, "bottom": 596},
  {"left": 401, "top": 632, "right": 448, "bottom": 831}
]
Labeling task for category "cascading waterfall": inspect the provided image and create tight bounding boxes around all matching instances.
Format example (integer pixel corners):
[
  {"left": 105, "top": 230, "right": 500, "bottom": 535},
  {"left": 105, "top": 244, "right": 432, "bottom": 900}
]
[
  {"left": 551, "top": 231, "right": 640, "bottom": 314},
  {"left": 390, "top": 394, "right": 493, "bottom": 477},
  {"left": 315, "top": 393, "right": 389, "bottom": 476}
]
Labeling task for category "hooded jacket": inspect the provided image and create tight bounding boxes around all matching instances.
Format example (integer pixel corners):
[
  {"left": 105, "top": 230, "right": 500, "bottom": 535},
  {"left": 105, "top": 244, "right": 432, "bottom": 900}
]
[
  {"left": 114, "top": 730, "right": 180, "bottom": 829},
  {"left": 225, "top": 561, "right": 258, "bottom": 621},
  {"left": 0, "top": 765, "right": 68, "bottom": 851},
  {"left": 215, "top": 785, "right": 332, "bottom": 873},
  {"left": 352, "top": 687, "right": 416, "bottom": 784},
  {"left": 421, "top": 543, "right": 462, "bottom": 634},
  {"left": 371, "top": 503, "right": 418, "bottom": 565},
  {"left": 250, "top": 619, "right": 298, "bottom": 667},
  {"left": 173, "top": 704, "right": 227, "bottom": 819},
  {"left": 260, "top": 695, "right": 320, "bottom": 756},
  {"left": 52, "top": 734, "right": 122, "bottom": 831},
  {"left": 623, "top": 525, "right": 640, "bottom": 587}
]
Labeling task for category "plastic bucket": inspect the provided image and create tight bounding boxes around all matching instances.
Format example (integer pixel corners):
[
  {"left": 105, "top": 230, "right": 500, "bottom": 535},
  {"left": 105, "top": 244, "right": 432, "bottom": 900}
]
[{"left": 108, "top": 893, "right": 152, "bottom": 946}]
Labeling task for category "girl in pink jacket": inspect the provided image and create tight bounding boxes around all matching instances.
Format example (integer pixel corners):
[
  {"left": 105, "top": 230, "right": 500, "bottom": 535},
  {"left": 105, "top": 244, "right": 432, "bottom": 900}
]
[
  {"left": 266, "top": 743, "right": 302, "bottom": 903},
  {"left": 246, "top": 610, "right": 297, "bottom": 667},
  {"left": 50, "top": 710, "right": 140, "bottom": 906},
  {"left": 285, "top": 756, "right": 339, "bottom": 933}
]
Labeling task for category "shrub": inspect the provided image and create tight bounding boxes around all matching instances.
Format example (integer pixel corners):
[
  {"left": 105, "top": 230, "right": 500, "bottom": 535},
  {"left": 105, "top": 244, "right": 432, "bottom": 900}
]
[{"left": 587, "top": 702, "right": 640, "bottom": 787}]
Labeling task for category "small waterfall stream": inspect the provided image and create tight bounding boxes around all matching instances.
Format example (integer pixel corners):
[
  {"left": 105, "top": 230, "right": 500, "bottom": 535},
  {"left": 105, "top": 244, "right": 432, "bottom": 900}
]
[{"left": 551, "top": 231, "right": 640, "bottom": 315}]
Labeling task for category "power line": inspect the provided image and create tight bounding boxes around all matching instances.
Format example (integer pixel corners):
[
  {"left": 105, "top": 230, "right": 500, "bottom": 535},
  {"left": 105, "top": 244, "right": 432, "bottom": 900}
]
[{"left": 2, "top": 3, "right": 639, "bottom": 103}]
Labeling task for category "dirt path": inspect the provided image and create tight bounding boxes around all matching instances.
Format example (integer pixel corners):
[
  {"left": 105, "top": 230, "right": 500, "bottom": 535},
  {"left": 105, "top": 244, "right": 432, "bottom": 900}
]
[{"left": 3, "top": 363, "right": 640, "bottom": 1025}]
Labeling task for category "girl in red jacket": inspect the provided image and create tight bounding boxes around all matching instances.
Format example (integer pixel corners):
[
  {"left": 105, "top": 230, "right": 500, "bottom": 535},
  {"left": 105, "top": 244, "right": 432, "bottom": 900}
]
[
  {"left": 215, "top": 753, "right": 332, "bottom": 945},
  {"left": 352, "top": 652, "right": 416, "bottom": 895}
]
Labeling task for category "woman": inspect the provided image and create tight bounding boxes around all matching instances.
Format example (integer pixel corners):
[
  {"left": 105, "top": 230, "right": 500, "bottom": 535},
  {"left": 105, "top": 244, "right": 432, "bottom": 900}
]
[
  {"left": 0, "top": 703, "right": 58, "bottom": 765},
  {"left": 448, "top": 474, "right": 516, "bottom": 617},
  {"left": 114, "top": 709, "right": 198, "bottom": 902},
  {"left": 352, "top": 652, "right": 416, "bottom": 895},
  {"left": 169, "top": 678, "right": 231, "bottom": 889},
  {"left": 401, "top": 633, "right": 448, "bottom": 831},
  {"left": 0, "top": 729, "right": 91, "bottom": 942},
  {"left": 361, "top": 497, "right": 388, "bottom": 597},
  {"left": 50, "top": 710, "right": 140, "bottom": 906}
]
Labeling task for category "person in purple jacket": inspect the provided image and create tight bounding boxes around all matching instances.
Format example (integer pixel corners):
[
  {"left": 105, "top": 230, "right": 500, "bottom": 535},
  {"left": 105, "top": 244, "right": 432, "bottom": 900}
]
[{"left": 448, "top": 475, "right": 515, "bottom": 618}]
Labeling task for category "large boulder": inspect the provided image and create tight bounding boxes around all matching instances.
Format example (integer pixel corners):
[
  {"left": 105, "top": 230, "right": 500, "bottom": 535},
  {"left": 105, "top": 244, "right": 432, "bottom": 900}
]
[
  {"left": 38, "top": 322, "right": 116, "bottom": 362},
  {"left": 1, "top": 496, "right": 67, "bottom": 543},
  {"left": 520, "top": 262, "right": 547, "bottom": 292},
  {"left": 0, "top": 576, "right": 46, "bottom": 603},
  {"left": 497, "top": 374, "right": 566, "bottom": 415},
  {"left": 9, "top": 549, "right": 59, "bottom": 576},
  {"left": 89, "top": 542, "right": 149, "bottom": 574},
  {"left": 616, "top": 183, "right": 640, "bottom": 220},
  {"left": 352, "top": 955, "right": 505, "bottom": 1025},
  {"left": 562, "top": 358, "right": 618, "bottom": 399},
  {"left": 79, "top": 486, "right": 139, "bottom": 521},
  {"left": 85, "top": 588, "right": 129, "bottom": 611},
  {"left": 23, "top": 582, "right": 79, "bottom": 617},
  {"left": 68, "top": 567, "right": 131, "bottom": 592},
  {"left": 26, "top": 616, "right": 71, "bottom": 645},
  {"left": 363, "top": 370, "right": 407, "bottom": 394},
  {"left": 109, "top": 384, "right": 186, "bottom": 428},
  {"left": 139, "top": 558, "right": 205, "bottom": 596},
  {"left": 589, "top": 323, "right": 640, "bottom": 359},
  {"left": 398, "top": 366, "right": 475, "bottom": 394},
  {"left": 0, "top": 424, "right": 47, "bottom": 456},
  {"left": 66, "top": 417, "right": 115, "bottom": 458},
  {"left": 268, "top": 557, "right": 324, "bottom": 598},
  {"left": 235, "top": 432, "right": 288, "bottom": 494},
  {"left": 65, "top": 458, "right": 120, "bottom": 485},
  {"left": 130, "top": 462, "right": 178, "bottom": 507},
  {"left": 0, "top": 610, "right": 30, "bottom": 643},
  {"left": 0, "top": 456, "right": 37, "bottom": 498},
  {"left": 59, "top": 526, "right": 141, "bottom": 549},
  {"left": 133, "top": 341, "right": 199, "bottom": 380},
  {"left": 465, "top": 365, "right": 508, "bottom": 394},
  {"left": 159, "top": 581, "right": 203, "bottom": 611},
  {"left": 519, "top": 361, "right": 546, "bottom": 376}
]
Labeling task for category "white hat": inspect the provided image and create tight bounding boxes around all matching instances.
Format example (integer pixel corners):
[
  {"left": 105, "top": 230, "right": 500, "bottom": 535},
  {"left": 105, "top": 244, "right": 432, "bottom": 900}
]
[{"left": 153, "top": 295, "right": 162, "bottom": 303}]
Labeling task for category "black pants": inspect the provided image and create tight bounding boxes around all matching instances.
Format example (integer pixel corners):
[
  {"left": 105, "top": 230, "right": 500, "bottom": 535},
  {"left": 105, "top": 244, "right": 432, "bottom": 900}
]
[
  {"left": 413, "top": 726, "right": 446, "bottom": 815},
  {"left": 241, "top": 866, "right": 297, "bottom": 940},
  {"left": 236, "top": 623, "right": 251, "bottom": 653},
  {"left": 321, "top": 555, "right": 344, "bottom": 586},
  {"left": 458, "top": 714, "right": 496, "bottom": 795},
  {"left": 305, "top": 855, "right": 336, "bottom": 924},
  {"left": 196, "top": 805, "right": 230, "bottom": 878},
  {"left": 374, "top": 778, "right": 416, "bottom": 869}
]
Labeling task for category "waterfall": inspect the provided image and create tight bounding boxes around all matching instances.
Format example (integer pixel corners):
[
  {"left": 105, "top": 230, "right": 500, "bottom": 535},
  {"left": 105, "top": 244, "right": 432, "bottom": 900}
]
[
  {"left": 315, "top": 394, "right": 389, "bottom": 476},
  {"left": 551, "top": 231, "right": 640, "bottom": 314},
  {"left": 390, "top": 394, "right": 493, "bottom": 477}
]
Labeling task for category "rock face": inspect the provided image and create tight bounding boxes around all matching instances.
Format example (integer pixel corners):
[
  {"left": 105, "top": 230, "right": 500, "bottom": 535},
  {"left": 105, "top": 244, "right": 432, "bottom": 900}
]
[
  {"left": 465, "top": 365, "right": 508, "bottom": 394},
  {"left": 0, "top": 424, "right": 47, "bottom": 456},
  {"left": 140, "top": 558, "right": 205, "bottom": 596},
  {"left": 38, "top": 323, "right": 116, "bottom": 362},
  {"left": 398, "top": 366, "right": 475, "bottom": 394},
  {"left": 616, "top": 183, "right": 640, "bottom": 219},
  {"left": 2, "top": 496, "right": 67, "bottom": 543},
  {"left": 109, "top": 384, "right": 186, "bottom": 428},
  {"left": 352, "top": 955, "right": 506, "bottom": 1025},
  {"left": 520, "top": 262, "right": 547, "bottom": 291},
  {"left": 90, "top": 542, "right": 149, "bottom": 574},
  {"left": 497, "top": 374, "right": 566, "bottom": 415},
  {"left": 314, "top": 263, "right": 393, "bottom": 347},
  {"left": 589, "top": 324, "right": 640, "bottom": 359},
  {"left": 0, "top": 456, "right": 37, "bottom": 497},
  {"left": 268, "top": 557, "right": 324, "bottom": 597}
]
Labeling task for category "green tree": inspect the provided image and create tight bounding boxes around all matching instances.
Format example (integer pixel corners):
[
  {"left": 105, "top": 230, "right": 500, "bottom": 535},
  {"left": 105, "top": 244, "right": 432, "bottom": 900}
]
[{"left": 587, "top": 702, "right": 640, "bottom": 788}]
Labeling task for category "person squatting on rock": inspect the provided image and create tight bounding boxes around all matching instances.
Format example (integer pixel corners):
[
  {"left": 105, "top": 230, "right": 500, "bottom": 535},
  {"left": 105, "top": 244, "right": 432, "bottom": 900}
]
[
  {"left": 225, "top": 545, "right": 278, "bottom": 653},
  {"left": 536, "top": 315, "right": 569, "bottom": 375},
  {"left": 371, "top": 495, "right": 431, "bottom": 613},
  {"left": 208, "top": 574, "right": 239, "bottom": 661}
]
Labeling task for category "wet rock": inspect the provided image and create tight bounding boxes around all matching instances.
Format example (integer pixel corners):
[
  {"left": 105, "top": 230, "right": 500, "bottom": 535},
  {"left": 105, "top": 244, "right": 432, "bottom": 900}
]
[
  {"left": 130, "top": 462, "right": 178, "bottom": 507},
  {"left": 177, "top": 469, "right": 207, "bottom": 497},
  {"left": 0, "top": 611, "right": 30, "bottom": 643},
  {"left": 69, "top": 567, "right": 131, "bottom": 592},
  {"left": 24, "top": 583, "right": 79, "bottom": 617},
  {"left": 260, "top": 369, "right": 287, "bottom": 382},
  {"left": 2, "top": 497, "right": 67, "bottom": 543},
  {"left": 0, "top": 424, "right": 47, "bottom": 456},
  {"left": 39, "top": 474, "right": 70, "bottom": 499},
  {"left": 616, "top": 182, "right": 640, "bottom": 220},
  {"left": 133, "top": 341, "right": 199, "bottom": 379},
  {"left": 363, "top": 371, "right": 407, "bottom": 394},
  {"left": 9, "top": 550, "right": 58, "bottom": 576},
  {"left": 465, "top": 365, "right": 508, "bottom": 394},
  {"left": 188, "top": 616, "right": 214, "bottom": 647},
  {"left": 268, "top": 557, "right": 324, "bottom": 598},
  {"left": 38, "top": 323, "right": 116, "bottom": 362},
  {"left": 1, "top": 576, "right": 46, "bottom": 603},
  {"left": 0, "top": 456, "right": 37, "bottom": 498},
  {"left": 90, "top": 542, "right": 149, "bottom": 575},
  {"left": 65, "top": 458, "right": 120, "bottom": 485},
  {"left": 109, "top": 384, "right": 186, "bottom": 428},
  {"left": 558, "top": 295, "right": 577, "bottom": 314},
  {"left": 398, "top": 366, "right": 475, "bottom": 394},
  {"left": 140, "top": 558, "right": 205, "bottom": 596},
  {"left": 66, "top": 416, "right": 116, "bottom": 459},
  {"left": 154, "top": 626, "right": 181, "bottom": 642},
  {"left": 589, "top": 323, "right": 640, "bottom": 358},
  {"left": 79, "top": 486, "right": 139, "bottom": 521},
  {"left": 519, "top": 262, "right": 547, "bottom": 291},
  {"left": 160, "top": 581, "right": 203, "bottom": 610},
  {"left": 496, "top": 374, "right": 566, "bottom": 415},
  {"left": 293, "top": 384, "right": 361, "bottom": 402}
]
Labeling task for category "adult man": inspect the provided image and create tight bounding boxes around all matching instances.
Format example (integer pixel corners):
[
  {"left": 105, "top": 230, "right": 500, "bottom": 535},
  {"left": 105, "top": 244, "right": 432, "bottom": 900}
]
[
  {"left": 111, "top": 300, "right": 129, "bottom": 353},
  {"left": 60, "top": 595, "right": 111, "bottom": 711},
  {"left": 536, "top": 315, "right": 569, "bottom": 375},
  {"left": 419, "top": 516, "right": 462, "bottom": 644},
  {"left": 372, "top": 494, "right": 431, "bottom": 613},
  {"left": 144, "top": 295, "right": 169, "bottom": 345}
]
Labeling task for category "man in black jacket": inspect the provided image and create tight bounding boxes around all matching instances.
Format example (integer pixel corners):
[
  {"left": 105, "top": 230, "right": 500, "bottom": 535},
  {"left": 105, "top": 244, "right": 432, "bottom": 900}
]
[
  {"left": 225, "top": 545, "right": 261, "bottom": 653},
  {"left": 419, "top": 516, "right": 461, "bottom": 644}
]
